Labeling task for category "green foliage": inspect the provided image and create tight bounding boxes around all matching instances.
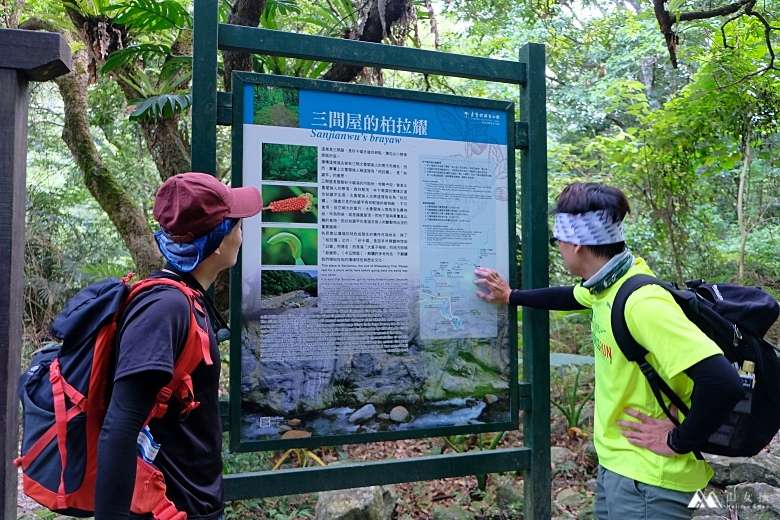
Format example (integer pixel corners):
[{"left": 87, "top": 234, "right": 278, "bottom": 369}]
[
  {"left": 262, "top": 0, "right": 300, "bottom": 23},
  {"left": 119, "top": 63, "right": 192, "bottom": 120},
  {"left": 443, "top": 431, "right": 507, "bottom": 491},
  {"left": 551, "top": 365, "right": 594, "bottom": 430},
  {"left": 225, "top": 496, "right": 316, "bottom": 520},
  {"left": 251, "top": 0, "right": 353, "bottom": 77},
  {"left": 24, "top": 182, "right": 134, "bottom": 354},
  {"left": 129, "top": 92, "right": 192, "bottom": 120},
  {"left": 63, "top": 0, "right": 113, "bottom": 16},
  {"left": 108, "top": 0, "right": 192, "bottom": 30},
  {"left": 101, "top": 43, "right": 170, "bottom": 73}
]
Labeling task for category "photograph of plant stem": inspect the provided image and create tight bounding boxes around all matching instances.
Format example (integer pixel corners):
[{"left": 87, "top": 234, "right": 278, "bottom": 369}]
[
  {"left": 261, "top": 227, "right": 317, "bottom": 266},
  {"left": 261, "top": 186, "right": 318, "bottom": 224}
]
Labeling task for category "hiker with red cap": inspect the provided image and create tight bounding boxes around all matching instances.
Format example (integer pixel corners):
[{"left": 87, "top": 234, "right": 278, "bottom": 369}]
[{"left": 94, "top": 173, "right": 262, "bottom": 520}]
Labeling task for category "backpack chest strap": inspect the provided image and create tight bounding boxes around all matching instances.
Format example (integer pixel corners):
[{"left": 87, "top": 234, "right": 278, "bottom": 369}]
[{"left": 145, "top": 294, "right": 213, "bottom": 423}]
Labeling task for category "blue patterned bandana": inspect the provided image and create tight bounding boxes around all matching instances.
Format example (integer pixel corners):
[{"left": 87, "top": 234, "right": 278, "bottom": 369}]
[
  {"left": 553, "top": 210, "right": 625, "bottom": 245},
  {"left": 154, "top": 218, "right": 237, "bottom": 272}
]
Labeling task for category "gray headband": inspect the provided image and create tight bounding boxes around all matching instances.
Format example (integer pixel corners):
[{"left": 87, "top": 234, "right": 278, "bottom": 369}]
[{"left": 553, "top": 210, "right": 625, "bottom": 245}]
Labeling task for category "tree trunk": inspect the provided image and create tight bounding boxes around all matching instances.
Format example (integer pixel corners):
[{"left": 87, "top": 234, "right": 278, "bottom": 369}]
[
  {"left": 322, "top": 0, "right": 412, "bottom": 83},
  {"left": 737, "top": 121, "right": 753, "bottom": 281},
  {"left": 138, "top": 115, "right": 191, "bottom": 180},
  {"left": 662, "top": 209, "right": 685, "bottom": 284},
  {"left": 55, "top": 51, "right": 160, "bottom": 274},
  {"left": 223, "top": 0, "right": 267, "bottom": 91},
  {"left": 639, "top": 57, "right": 657, "bottom": 107},
  {"left": 638, "top": 180, "right": 686, "bottom": 284}
]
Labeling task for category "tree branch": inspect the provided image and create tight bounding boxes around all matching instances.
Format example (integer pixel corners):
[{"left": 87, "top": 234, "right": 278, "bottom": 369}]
[
  {"left": 424, "top": 0, "right": 440, "bottom": 49},
  {"left": 652, "top": 0, "right": 678, "bottom": 68},
  {"left": 745, "top": 5, "right": 780, "bottom": 71},
  {"left": 678, "top": 0, "right": 753, "bottom": 21},
  {"left": 654, "top": 0, "right": 778, "bottom": 75},
  {"left": 720, "top": 13, "right": 743, "bottom": 49}
]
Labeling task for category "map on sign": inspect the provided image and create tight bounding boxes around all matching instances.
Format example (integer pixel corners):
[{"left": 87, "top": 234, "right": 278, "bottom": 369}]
[
  {"left": 418, "top": 155, "right": 499, "bottom": 340},
  {"left": 420, "top": 251, "right": 497, "bottom": 340}
]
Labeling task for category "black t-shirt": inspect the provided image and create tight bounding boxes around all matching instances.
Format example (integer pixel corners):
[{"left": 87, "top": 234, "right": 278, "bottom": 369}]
[{"left": 115, "top": 272, "right": 223, "bottom": 519}]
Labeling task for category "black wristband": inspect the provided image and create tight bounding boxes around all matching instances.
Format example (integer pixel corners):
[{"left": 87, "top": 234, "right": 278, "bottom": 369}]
[{"left": 667, "top": 428, "right": 688, "bottom": 455}]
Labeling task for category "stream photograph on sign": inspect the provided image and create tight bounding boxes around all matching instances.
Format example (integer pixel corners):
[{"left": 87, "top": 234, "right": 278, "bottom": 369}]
[{"left": 234, "top": 76, "right": 515, "bottom": 448}]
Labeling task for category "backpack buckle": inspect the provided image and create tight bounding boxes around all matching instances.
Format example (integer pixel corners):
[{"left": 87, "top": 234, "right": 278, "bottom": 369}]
[
  {"left": 638, "top": 361, "right": 657, "bottom": 380},
  {"left": 179, "top": 400, "right": 200, "bottom": 420},
  {"left": 156, "top": 387, "right": 173, "bottom": 402}
]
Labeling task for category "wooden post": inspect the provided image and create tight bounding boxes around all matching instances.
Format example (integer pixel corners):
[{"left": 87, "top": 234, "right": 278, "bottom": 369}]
[{"left": 0, "top": 28, "right": 71, "bottom": 519}]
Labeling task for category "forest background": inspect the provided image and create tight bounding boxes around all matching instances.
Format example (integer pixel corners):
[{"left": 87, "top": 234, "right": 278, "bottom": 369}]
[{"left": 2, "top": 0, "right": 779, "bottom": 517}]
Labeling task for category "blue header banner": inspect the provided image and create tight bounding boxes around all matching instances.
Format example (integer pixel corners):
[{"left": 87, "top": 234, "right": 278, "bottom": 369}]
[
  {"left": 243, "top": 85, "right": 507, "bottom": 145},
  {"left": 299, "top": 90, "right": 506, "bottom": 145}
]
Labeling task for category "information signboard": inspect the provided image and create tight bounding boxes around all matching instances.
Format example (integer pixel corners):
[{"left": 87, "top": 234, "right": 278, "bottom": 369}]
[{"left": 231, "top": 73, "right": 517, "bottom": 451}]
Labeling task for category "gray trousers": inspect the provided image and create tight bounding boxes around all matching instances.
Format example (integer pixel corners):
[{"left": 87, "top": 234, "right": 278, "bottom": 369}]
[{"left": 595, "top": 465, "right": 695, "bottom": 520}]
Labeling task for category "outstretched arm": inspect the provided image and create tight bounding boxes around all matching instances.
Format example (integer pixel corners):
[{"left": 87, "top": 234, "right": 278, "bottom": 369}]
[{"left": 474, "top": 267, "right": 585, "bottom": 311}]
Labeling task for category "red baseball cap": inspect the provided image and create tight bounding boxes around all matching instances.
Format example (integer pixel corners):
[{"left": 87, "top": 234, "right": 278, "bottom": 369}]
[{"left": 153, "top": 172, "right": 262, "bottom": 242}]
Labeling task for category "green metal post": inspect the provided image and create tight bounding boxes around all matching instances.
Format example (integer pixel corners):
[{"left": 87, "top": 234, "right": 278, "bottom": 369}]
[
  {"left": 519, "top": 43, "right": 551, "bottom": 520},
  {"left": 191, "top": 0, "right": 218, "bottom": 173}
]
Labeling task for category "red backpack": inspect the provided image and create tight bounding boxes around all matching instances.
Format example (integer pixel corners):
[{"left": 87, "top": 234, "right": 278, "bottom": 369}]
[{"left": 16, "top": 275, "right": 213, "bottom": 519}]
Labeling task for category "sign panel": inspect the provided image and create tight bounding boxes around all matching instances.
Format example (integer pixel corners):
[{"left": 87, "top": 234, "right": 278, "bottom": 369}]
[{"left": 231, "top": 74, "right": 517, "bottom": 450}]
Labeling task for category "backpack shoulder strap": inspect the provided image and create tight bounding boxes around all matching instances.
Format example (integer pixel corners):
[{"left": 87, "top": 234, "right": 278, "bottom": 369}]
[
  {"left": 611, "top": 274, "right": 661, "bottom": 363},
  {"left": 610, "top": 274, "right": 705, "bottom": 458},
  {"left": 126, "top": 278, "right": 213, "bottom": 423},
  {"left": 126, "top": 277, "right": 199, "bottom": 305}
]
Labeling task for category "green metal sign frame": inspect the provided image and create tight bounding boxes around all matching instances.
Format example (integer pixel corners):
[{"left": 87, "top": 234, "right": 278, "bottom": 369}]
[
  {"left": 191, "top": 1, "right": 550, "bottom": 518},
  {"left": 230, "top": 72, "right": 518, "bottom": 453}
]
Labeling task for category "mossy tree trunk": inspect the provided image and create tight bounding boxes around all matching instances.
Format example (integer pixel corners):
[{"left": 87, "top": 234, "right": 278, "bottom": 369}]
[{"left": 55, "top": 51, "right": 161, "bottom": 275}]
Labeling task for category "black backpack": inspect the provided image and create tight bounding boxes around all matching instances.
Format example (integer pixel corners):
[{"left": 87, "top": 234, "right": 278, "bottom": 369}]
[{"left": 611, "top": 275, "right": 780, "bottom": 458}]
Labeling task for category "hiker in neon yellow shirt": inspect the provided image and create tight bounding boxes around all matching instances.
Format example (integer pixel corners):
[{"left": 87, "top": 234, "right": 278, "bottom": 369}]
[{"left": 475, "top": 182, "right": 743, "bottom": 519}]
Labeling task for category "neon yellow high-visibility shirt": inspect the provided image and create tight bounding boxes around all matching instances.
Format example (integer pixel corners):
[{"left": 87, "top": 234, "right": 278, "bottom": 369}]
[{"left": 573, "top": 257, "right": 722, "bottom": 492}]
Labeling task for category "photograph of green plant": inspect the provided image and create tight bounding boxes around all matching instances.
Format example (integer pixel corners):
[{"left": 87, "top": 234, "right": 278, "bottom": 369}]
[
  {"left": 252, "top": 85, "right": 299, "bottom": 126},
  {"left": 262, "top": 227, "right": 317, "bottom": 266},
  {"left": 262, "top": 143, "right": 318, "bottom": 183},
  {"left": 262, "top": 186, "right": 318, "bottom": 224}
]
